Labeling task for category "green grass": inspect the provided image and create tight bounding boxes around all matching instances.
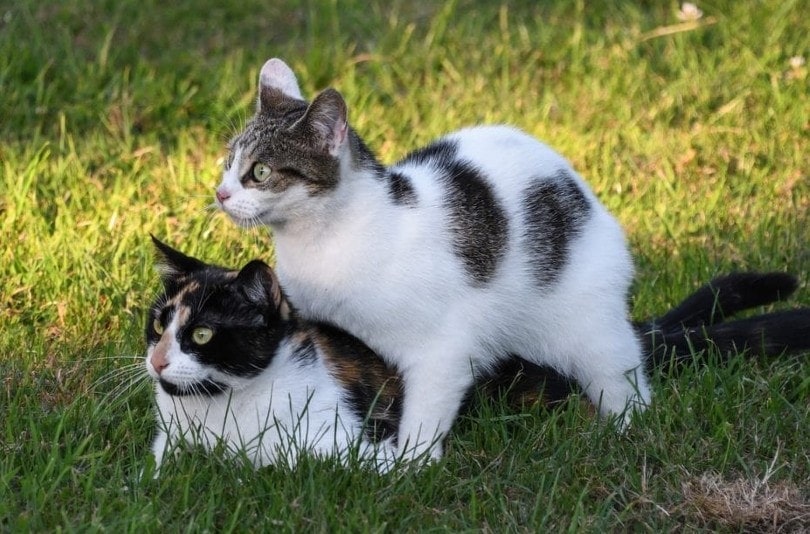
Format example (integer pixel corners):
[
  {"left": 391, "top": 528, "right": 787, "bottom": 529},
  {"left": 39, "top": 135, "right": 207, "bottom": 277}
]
[{"left": 2, "top": 0, "right": 808, "bottom": 530}]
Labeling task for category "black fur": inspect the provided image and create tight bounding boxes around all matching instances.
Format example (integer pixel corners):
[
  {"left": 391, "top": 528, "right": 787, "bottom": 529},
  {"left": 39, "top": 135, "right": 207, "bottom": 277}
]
[
  {"left": 646, "top": 309, "right": 810, "bottom": 372},
  {"left": 645, "top": 272, "right": 799, "bottom": 330},
  {"left": 290, "top": 335, "right": 318, "bottom": 364},
  {"left": 440, "top": 161, "right": 509, "bottom": 285},
  {"left": 349, "top": 130, "right": 386, "bottom": 176},
  {"left": 158, "top": 378, "right": 227, "bottom": 397},
  {"left": 386, "top": 171, "right": 418, "bottom": 206},
  {"left": 394, "top": 139, "right": 509, "bottom": 283},
  {"left": 396, "top": 139, "right": 459, "bottom": 168},
  {"left": 522, "top": 172, "right": 592, "bottom": 287}
]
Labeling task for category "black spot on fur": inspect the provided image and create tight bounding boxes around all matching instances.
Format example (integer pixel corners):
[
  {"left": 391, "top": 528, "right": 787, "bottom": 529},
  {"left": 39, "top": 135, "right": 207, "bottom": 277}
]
[
  {"left": 350, "top": 130, "right": 386, "bottom": 175},
  {"left": 386, "top": 171, "right": 418, "bottom": 206},
  {"left": 522, "top": 171, "right": 591, "bottom": 286},
  {"left": 441, "top": 162, "right": 508, "bottom": 285},
  {"left": 291, "top": 335, "right": 318, "bottom": 364},
  {"left": 396, "top": 139, "right": 459, "bottom": 168}
]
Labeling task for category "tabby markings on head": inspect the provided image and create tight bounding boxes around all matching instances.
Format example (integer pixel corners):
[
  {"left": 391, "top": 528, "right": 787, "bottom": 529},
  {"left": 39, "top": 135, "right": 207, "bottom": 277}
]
[{"left": 226, "top": 97, "right": 342, "bottom": 196}]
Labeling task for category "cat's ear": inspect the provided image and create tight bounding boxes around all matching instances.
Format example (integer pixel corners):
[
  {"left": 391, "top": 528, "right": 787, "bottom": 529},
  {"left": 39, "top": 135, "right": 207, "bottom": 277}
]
[
  {"left": 292, "top": 88, "right": 348, "bottom": 156},
  {"left": 150, "top": 235, "right": 208, "bottom": 284},
  {"left": 235, "top": 260, "right": 291, "bottom": 320},
  {"left": 258, "top": 58, "right": 304, "bottom": 111}
]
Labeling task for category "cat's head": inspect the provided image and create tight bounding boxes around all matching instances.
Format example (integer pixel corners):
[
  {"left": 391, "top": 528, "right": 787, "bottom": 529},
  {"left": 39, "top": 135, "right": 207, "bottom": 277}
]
[
  {"left": 216, "top": 58, "right": 357, "bottom": 228},
  {"left": 145, "top": 236, "right": 291, "bottom": 396}
]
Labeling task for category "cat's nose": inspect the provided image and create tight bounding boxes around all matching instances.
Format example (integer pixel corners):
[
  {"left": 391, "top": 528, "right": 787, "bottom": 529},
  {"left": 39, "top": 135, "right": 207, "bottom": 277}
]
[
  {"left": 153, "top": 361, "right": 169, "bottom": 375},
  {"left": 151, "top": 348, "right": 169, "bottom": 375},
  {"left": 215, "top": 188, "right": 231, "bottom": 203}
]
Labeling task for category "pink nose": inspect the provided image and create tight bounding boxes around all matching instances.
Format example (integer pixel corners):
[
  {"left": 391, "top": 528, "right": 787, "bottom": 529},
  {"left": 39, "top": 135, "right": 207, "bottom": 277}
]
[
  {"left": 216, "top": 188, "right": 231, "bottom": 203},
  {"left": 151, "top": 349, "right": 169, "bottom": 375},
  {"left": 154, "top": 361, "right": 168, "bottom": 375}
]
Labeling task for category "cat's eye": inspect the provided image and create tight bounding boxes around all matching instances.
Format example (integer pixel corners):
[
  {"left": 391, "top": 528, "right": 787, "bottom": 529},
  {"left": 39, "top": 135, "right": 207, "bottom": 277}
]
[
  {"left": 153, "top": 318, "right": 164, "bottom": 335},
  {"left": 191, "top": 326, "right": 214, "bottom": 345},
  {"left": 252, "top": 163, "right": 272, "bottom": 183}
]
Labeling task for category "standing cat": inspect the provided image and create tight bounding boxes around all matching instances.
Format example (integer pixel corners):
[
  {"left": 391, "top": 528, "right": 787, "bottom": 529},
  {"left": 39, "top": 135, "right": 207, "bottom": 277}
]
[
  {"left": 145, "top": 238, "right": 810, "bottom": 472},
  {"left": 214, "top": 58, "right": 797, "bottom": 460}
]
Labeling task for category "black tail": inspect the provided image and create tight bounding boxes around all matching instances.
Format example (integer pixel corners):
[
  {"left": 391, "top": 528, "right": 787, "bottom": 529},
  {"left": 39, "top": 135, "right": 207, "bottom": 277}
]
[
  {"left": 645, "top": 309, "right": 810, "bottom": 372},
  {"left": 480, "top": 272, "right": 809, "bottom": 409},
  {"left": 636, "top": 272, "right": 807, "bottom": 372},
  {"left": 635, "top": 272, "right": 798, "bottom": 331}
]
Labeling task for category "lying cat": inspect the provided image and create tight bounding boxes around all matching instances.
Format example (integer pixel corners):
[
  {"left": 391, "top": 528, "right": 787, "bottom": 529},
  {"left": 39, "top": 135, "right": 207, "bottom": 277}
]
[
  {"left": 215, "top": 58, "right": 806, "bottom": 460},
  {"left": 145, "top": 237, "right": 809, "bottom": 472}
]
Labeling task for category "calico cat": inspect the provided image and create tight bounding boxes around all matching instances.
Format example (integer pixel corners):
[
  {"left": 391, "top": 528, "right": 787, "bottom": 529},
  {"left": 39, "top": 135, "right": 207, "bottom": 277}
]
[
  {"left": 145, "top": 237, "right": 809, "bottom": 472},
  {"left": 146, "top": 237, "right": 401, "bottom": 472},
  {"left": 216, "top": 57, "right": 799, "bottom": 460}
]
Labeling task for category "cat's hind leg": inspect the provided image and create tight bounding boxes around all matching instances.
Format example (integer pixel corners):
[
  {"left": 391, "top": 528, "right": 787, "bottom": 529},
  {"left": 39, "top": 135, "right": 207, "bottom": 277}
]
[
  {"left": 576, "top": 320, "right": 650, "bottom": 424},
  {"left": 541, "top": 313, "right": 650, "bottom": 425}
]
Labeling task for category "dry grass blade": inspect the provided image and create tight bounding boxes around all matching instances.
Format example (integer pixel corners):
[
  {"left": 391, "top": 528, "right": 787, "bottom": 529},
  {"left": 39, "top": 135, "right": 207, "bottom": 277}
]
[{"left": 681, "top": 472, "right": 810, "bottom": 532}]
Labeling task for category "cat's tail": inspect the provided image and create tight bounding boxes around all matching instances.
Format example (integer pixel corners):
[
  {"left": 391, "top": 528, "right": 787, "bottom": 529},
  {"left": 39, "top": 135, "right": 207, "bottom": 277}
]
[
  {"left": 636, "top": 272, "right": 810, "bottom": 372},
  {"left": 636, "top": 272, "right": 798, "bottom": 331},
  {"left": 644, "top": 309, "right": 810, "bottom": 372}
]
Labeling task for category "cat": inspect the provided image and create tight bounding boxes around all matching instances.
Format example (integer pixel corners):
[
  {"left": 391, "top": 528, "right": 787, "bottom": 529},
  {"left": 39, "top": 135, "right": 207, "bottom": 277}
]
[
  {"left": 213, "top": 59, "right": 810, "bottom": 460},
  {"left": 146, "top": 237, "right": 402, "bottom": 472},
  {"left": 215, "top": 58, "right": 707, "bottom": 460},
  {"left": 145, "top": 237, "right": 810, "bottom": 472}
]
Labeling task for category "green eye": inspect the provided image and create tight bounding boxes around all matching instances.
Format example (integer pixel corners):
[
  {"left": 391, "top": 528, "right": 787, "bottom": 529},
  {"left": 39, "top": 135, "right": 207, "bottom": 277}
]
[
  {"left": 191, "top": 326, "right": 214, "bottom": 345},
  {"left": 153, "top": 318, "right": 164, "bottom": 335},
  {"left": 252, "top": 163, "right": 272, "bottom": 182}
]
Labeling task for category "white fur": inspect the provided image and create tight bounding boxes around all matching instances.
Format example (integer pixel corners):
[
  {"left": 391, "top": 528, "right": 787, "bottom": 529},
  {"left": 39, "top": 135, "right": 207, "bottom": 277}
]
[
  {"left": 217, "top": 63, "right": 650, "bottom": 461},
  {"left": 146, "top": 316, "right": 395, "bottom": 472}
]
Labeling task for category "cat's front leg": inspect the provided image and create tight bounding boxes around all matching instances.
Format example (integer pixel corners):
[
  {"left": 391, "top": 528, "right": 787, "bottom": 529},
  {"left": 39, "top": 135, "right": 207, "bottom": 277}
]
[
  {"left": 396, "top": 341, "right": 476, "bottom": 463},
  {"left": 138, "top": 428, "right": 170, "bottom": 481},
  {"left": 149, "top": 428, "right": 169, "bottom": 477}
]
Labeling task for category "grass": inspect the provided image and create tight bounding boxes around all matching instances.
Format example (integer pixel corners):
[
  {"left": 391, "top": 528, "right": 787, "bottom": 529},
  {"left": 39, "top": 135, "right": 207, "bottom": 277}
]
[{"left": 1, "top": 0, "right": 808, "bottom": 530}]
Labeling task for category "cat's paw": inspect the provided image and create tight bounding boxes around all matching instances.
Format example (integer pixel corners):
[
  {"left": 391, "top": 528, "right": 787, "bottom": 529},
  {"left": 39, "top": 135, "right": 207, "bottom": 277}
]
[{"left": 397, "top": 439, "right": 443, "bottom": 468}]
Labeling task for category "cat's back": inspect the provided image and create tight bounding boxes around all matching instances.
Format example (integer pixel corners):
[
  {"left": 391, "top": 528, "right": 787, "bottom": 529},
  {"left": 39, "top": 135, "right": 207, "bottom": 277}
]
[{"left": 392, "top": 125, "right": 593, "bottom": 205}]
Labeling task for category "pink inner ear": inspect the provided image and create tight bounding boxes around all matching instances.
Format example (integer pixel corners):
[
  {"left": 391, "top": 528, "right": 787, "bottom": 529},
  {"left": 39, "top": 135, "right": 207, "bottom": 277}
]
[
  {"left": 259, "top": 58, "right": 303, "bottom": 100},
  {"left": 332, "top": 120, "right": 348, "bottom": 153}
]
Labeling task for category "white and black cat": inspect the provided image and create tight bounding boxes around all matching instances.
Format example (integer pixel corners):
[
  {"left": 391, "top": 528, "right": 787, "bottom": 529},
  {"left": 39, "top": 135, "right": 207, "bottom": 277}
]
[
  {"left": 145, "top": 237, "right": 809, "bottom": 472},
  {"left": 215, "top": 58, "right": 804, "bottom": 460}
]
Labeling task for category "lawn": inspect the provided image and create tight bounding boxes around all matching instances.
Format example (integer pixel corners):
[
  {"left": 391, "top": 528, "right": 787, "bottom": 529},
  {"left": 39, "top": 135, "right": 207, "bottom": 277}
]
[{"left": 1, "top": 0, "right": 808, "bottom": 531}]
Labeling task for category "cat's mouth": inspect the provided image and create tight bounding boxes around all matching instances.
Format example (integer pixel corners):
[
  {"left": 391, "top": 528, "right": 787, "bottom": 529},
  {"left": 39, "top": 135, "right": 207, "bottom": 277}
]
[{"left": 159, "top": 378, "right": 228, "bottom": 396}]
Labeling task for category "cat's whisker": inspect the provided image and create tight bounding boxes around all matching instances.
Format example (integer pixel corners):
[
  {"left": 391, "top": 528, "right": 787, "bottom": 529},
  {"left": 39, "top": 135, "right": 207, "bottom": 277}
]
[
  {"left": 91, "top": 360, "right": 144, "bottom": 383},
  {"left": 83, "top": 354, "right": 142, "bottom": 364},
  {"left": 92, "top": 364, "right": 148, "bottom": 394},
  {"left": 95, "top": 371, "right": 151, "bottom": 409}
]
